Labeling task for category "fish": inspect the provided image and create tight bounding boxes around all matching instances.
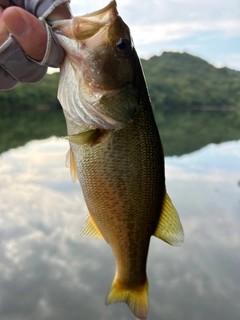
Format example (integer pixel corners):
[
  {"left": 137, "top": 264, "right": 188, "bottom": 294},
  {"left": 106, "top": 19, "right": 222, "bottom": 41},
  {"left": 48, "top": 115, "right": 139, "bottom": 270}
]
[{"left": 51, "top": 1, "right": 184, "bottom": 319}]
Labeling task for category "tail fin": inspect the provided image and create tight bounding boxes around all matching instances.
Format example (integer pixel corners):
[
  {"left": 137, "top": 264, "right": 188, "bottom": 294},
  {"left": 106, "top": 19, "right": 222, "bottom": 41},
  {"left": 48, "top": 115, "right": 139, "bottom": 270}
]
[{"left": 105, "top": 277, "right": 148, "bottom": 320}]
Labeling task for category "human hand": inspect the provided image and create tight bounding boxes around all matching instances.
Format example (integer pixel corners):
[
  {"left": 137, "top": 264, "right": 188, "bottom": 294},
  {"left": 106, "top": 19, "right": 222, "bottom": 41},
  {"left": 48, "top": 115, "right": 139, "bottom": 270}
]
[
  {"left": 0, "top": 0, "right": 71, "bottom": 90},
  {"left": 0, "top": 6, "right": 48, "bottom": 61},
  {"left": 0, "top": 3, "right": 71, "bottom": 61}
]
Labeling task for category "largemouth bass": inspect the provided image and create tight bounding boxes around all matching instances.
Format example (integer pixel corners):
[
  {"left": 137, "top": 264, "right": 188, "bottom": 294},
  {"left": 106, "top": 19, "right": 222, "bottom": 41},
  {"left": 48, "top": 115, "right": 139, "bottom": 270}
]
[{"left": 52, "top": 1, "right": 184, "bottom": 319}]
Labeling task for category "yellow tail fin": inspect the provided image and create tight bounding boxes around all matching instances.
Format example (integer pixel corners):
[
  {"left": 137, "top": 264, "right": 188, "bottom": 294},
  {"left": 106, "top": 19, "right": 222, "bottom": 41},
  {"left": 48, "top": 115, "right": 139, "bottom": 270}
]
[{"left": 105, "top": 277, "right": 148, "bottom": 320}]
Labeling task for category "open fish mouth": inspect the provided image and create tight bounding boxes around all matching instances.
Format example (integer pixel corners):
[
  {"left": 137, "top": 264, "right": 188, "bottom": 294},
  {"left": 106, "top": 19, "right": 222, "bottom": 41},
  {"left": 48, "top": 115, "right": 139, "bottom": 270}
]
[{"left": 51, "top": 1, "right": 118, "bottom": 42}]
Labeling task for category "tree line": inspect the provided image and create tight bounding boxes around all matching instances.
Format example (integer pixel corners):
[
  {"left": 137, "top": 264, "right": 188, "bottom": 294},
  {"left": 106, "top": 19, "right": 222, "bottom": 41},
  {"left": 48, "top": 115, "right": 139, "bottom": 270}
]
[{"left": 1, "top": 51, "right": 240, "bottom": 111}]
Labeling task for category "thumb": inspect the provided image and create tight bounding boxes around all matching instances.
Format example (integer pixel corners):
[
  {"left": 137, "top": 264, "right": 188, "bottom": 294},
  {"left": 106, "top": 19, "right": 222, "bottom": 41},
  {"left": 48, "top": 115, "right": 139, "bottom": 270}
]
[
  {"left": 0, "top": 6, "right": 8, "bottom": 45},
  {"left": 2, "top": 7, "right": 47, "bottom": 61}
]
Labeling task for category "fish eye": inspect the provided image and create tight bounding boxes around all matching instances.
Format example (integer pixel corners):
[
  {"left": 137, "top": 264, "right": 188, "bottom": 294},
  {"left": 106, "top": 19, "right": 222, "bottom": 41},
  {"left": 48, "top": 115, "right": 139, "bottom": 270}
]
[{"left": 115, "top": 38, "right": 131, "bottom": 55}]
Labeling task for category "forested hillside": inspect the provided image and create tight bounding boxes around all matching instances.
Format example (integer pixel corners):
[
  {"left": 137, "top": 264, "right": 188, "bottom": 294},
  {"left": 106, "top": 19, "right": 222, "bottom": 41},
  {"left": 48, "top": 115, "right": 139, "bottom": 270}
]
[
  {"left": 141, "top": 52, "right": 240, "bottom": 109},
  {"left": 1, "top": 51, "right": 240, "bottom": 110},
  {"left": 1, "top": 52, "right": 240, "bottom": 155},
  {"left": 0, "top": 72, "right": 60, "bottom": 109}
]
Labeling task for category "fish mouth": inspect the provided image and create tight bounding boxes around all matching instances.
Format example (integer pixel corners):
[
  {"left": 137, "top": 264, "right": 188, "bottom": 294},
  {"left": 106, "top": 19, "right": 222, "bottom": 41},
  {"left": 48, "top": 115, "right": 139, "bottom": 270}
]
[
  {"left": 81, "top": 0, "right": 118, "bottom": 22},
  {"left": 52, "top": 1, "right": 118, "bottom": 40}
]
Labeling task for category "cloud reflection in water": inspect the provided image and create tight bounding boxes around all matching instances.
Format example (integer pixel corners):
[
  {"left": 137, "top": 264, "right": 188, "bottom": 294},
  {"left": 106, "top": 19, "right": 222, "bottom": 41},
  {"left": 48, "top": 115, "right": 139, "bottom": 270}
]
[{"left": 0, "top": 137, "right": 239, "bottom": 320}]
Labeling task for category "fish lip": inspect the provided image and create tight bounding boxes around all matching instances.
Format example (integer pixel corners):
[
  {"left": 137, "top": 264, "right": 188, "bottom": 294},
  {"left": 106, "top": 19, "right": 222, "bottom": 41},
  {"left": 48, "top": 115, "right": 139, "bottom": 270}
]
[
  {"left": 51, "top": 1, "right": 119, "bottom": 50},
  {"left": 81, "top": 0, "right": 118, "bottom": 21},
  {"left": 52, "top": 1, "right": 132, "bottom": 60},
  {"left": 51, "top": 0, "right": 118, "bottom": 30}
]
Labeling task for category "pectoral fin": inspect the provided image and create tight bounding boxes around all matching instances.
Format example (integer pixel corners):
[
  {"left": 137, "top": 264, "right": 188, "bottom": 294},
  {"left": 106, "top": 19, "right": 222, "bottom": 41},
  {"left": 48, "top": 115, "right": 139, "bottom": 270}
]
[
  {"left": 65, "top": 148, "right": 78, "bottom": 183},
  {"left": 81, "top": 214, "right": 104, "bottom": 239},
  {"left": 64, "top": 129, "right": 107, "bottom": 146},
  {"left": 154, "top": 192, "right": 184, "bottom": 246}
]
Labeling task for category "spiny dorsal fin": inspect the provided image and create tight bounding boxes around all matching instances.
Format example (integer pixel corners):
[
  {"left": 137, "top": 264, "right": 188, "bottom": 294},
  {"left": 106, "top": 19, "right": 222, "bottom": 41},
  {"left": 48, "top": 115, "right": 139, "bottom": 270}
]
[
  {"left": 65, "top": 148, "right": 78, "bottom": 183},
  {"left": 64, "top": 129, "right": 107, "bottom": 146},
  {"left": 81, "top": 214, "right": 104, "bottom": 239},
  {"left": 154, "top": 192, "right": 184, "bottom": 246}
]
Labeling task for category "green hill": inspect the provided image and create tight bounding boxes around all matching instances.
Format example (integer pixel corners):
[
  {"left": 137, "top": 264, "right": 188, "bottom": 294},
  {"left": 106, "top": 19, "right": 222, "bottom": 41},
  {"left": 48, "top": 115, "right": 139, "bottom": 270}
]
[
  {"left": 1, "top": 51, "right": 240, "bottom": 110},
  {"left": 0, "top": 72, "right": 60, "bottom": 109},
  {"left": 0, "top": 52, "right": 240, "bottom": 155},
  {"left": 141, "top": 52, "right": 240, "bottom": 110}
]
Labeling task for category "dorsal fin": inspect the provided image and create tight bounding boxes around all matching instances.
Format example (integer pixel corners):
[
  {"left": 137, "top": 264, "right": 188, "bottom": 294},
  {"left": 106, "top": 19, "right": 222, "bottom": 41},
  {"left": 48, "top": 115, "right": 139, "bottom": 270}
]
[
  {"left": 65, "top": 148, "right": 78, "bottom": 183},
  {"left": 154, "top": 192, "right": 184, "bottom": 246},
  {"left": 81, "top": 214, "right": 104, "bottom": 239}
]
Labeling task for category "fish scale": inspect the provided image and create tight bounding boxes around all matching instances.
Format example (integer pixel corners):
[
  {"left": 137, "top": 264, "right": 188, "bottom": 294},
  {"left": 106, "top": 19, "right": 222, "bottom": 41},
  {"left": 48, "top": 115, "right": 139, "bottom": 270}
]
[
  {"left": 52, "top": 1, "right": 184, "bottom": 319},
  {"left": 69, "top": 97, "right": 164, "bottom": 296}
]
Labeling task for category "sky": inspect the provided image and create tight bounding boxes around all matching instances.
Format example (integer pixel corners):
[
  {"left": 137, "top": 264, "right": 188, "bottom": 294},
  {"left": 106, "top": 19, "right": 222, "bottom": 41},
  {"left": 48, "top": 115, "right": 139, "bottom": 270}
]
[{"left": 67, "top": 0, "right": 240, "bottom": 70}]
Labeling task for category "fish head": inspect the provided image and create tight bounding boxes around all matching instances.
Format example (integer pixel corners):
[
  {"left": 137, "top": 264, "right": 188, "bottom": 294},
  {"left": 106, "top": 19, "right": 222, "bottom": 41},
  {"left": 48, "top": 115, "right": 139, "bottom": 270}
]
[{"left": 52, "top": 1, "right": 142, "bottom": 129}]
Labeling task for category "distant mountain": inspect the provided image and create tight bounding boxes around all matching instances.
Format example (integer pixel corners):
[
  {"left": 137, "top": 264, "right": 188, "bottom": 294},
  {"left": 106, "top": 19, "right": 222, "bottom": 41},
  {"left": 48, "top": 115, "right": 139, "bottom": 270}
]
[
  {"left": 1, "top": 52, "right": 240, "bottom": 155},
  {"left": 0, "top": 51, "right": 240, "bottom": 111},
  {"left": 141, "top": 52, "right": 240, "bottom": 110},
  {"left": 0, "top": 71, "right": 60, "bottom": 109}
]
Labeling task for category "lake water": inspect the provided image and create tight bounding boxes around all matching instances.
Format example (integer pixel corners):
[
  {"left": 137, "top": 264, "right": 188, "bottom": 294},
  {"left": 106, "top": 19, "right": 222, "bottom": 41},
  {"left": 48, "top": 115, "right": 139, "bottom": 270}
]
[{"left": 0, "top": 137, "right": 240, "bottom": 320}]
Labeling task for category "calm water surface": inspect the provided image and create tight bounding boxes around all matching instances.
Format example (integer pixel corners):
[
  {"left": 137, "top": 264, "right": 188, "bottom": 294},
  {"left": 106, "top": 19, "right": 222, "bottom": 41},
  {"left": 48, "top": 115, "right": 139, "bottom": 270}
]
[{"left": 0, "top": 137, "right": 240, "bottom": 320}]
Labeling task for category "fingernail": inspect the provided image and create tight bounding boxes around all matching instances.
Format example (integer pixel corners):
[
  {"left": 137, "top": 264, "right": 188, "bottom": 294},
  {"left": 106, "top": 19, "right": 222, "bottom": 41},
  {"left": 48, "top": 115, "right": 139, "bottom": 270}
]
[{"left": 6, "top": 15, "right": 28, "bottom": 37}]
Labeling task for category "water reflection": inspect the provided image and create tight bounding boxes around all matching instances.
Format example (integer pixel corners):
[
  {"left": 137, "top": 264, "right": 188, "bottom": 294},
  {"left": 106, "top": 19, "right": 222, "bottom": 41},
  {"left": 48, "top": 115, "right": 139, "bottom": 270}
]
[{"left": 0, "top": 137, "right": 239, "bottom": 320}]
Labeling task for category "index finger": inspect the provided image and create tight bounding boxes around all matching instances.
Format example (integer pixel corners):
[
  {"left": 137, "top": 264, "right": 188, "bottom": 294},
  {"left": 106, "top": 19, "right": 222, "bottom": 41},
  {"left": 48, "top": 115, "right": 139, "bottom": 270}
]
[{"left": 3, "top": 7, "right": 47, "bottom": 61}]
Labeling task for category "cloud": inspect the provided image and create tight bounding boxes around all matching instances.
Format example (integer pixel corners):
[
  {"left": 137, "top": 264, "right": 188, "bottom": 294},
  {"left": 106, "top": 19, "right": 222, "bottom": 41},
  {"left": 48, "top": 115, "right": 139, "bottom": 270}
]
[
  {"left": 70, "top": 0, "right": 240, "bottom": 35},
  {"left": 67, "top": 0, "right": 240, "bottom": 70},
  {"left": 0, "top": 137, "right": 240, "bottom": 320}
]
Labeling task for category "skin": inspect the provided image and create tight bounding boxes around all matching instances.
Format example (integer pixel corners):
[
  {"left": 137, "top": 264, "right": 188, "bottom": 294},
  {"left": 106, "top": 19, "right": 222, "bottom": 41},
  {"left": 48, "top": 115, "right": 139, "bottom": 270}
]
[{"left": 0, "top": 4, "right": 71, "bottom": 61}]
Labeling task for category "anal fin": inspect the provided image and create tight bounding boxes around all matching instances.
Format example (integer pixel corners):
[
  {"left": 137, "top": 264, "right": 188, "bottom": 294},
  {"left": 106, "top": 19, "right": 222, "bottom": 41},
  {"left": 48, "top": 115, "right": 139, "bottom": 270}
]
[
  {"left": 81, "top": 214, "right": 104, "bottom": 239},
  {"left": 154, "top": 192, "right": 184, "bottom": 246}
]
